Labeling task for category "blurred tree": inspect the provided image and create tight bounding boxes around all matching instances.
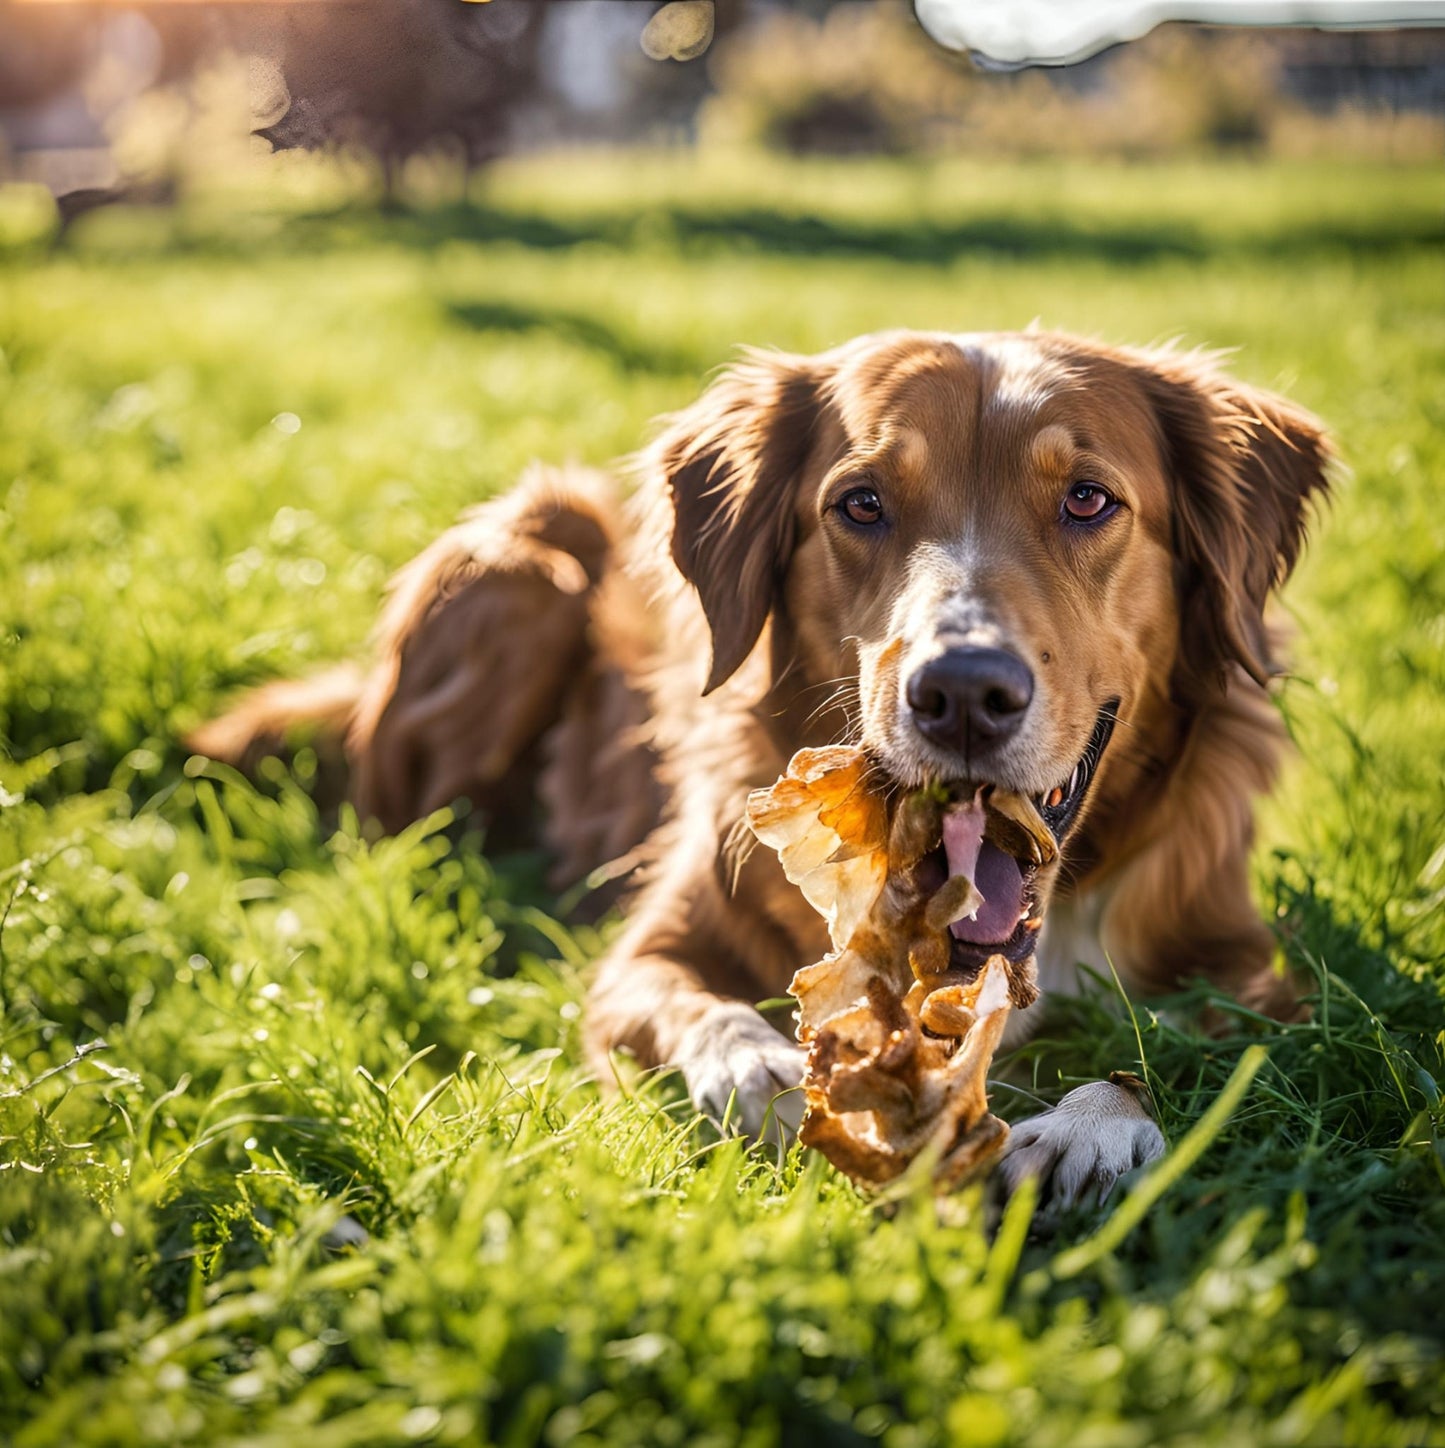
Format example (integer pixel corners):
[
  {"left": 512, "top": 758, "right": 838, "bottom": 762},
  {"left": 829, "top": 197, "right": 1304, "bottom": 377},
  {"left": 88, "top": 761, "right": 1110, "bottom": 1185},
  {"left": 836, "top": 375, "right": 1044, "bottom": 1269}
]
[
  {"left": 256, "top": 0, "right": 552, "bottom": 191},
  {"left": 702, "top": 7, "right": 1444, "bottom": 162},
  {"left": 0, "top": 5, "right": 90, "bottom": 112},
  {"left": 702, "top": 0, "right": 974, "bottom": 155}
]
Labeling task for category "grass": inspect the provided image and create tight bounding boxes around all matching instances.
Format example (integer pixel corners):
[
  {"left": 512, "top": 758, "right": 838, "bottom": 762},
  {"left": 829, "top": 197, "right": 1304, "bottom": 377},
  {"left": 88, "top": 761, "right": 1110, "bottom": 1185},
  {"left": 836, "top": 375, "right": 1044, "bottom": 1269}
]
[{"left": 1, "top": 147, "right": 1443, "bottom": 1445}]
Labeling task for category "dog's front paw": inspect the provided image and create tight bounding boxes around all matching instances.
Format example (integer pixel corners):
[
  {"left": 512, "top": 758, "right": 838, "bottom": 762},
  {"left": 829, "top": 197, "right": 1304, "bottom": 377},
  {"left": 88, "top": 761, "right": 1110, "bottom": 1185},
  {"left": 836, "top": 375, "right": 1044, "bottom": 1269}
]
[
  {"left": 675, "top": 1002, "right": 806, "bottom": 1142},
  {"left": 998, "top": 1079, "right": 1165, "bottom": 1212}
]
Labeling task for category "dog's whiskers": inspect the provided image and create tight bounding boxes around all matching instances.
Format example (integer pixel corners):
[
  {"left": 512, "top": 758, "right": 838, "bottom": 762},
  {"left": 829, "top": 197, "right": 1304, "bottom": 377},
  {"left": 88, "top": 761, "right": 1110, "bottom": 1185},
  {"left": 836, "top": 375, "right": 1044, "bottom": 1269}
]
[
  {"left": 802, "top": 682, "right": 861, "bottom": 732},
  {"left": 1101, "top": 704, "right": 1136, "bottom": 733},
  {"left": 722, "top": 813, "right": 760, "bottom": 895}
]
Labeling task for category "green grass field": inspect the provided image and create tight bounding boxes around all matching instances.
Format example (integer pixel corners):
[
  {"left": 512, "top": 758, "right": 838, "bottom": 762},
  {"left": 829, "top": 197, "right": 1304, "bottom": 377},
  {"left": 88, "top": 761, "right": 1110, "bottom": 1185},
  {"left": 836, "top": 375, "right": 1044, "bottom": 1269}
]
[{"left": 1, "top": 151, "right": 1443, "bottom": 1446}]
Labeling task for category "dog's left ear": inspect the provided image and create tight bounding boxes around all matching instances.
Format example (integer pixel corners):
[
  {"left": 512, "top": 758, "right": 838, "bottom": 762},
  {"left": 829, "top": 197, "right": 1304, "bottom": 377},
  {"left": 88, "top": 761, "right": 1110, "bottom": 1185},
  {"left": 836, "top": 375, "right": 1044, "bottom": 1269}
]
[
  {"left": 652, "top": 350, "right": 824, "bottom": 694},
  {"left": 1142, "top": 352, "right": 1333, "bottom": 695}
]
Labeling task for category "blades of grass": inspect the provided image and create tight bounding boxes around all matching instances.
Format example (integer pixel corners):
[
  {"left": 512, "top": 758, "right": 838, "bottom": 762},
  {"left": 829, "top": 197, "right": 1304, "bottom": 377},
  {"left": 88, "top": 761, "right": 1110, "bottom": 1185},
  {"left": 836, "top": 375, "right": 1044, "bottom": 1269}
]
[
  {"left": 403, "top": 1073, "right": 456, "bottom": 1133},
  {"left": 159, "top": 1112, "right": 349, "bottom": 1178},
  {"left": 138, "top": 1073, "right": 192, "bottom": 1155},
  {"left": 135, "top": 1288, "right": 282, "bottom": 1366},
  {"left": 1097, "top": 954, "right": 1168, "bottom": 1143},
  {"left": 0, "top": 741, "right": 89, "bottom": 798},
  {"left": 189, "top": 778, "right": 235, "bottom": 866},
  {"left": 0, "top": 1039, "right": 110, "bottom": 1101},
  {"left": 353, "top": 1065, "right": 406, "bottom": 1139},
  {"left": 506, "top": 903, "right": 591, "bottom": 970},
  {"left": 386, "top": 1043, "right": 438, "bottom": 1094},
  {"left": 980, "top": 1175, "right": 1036, "bottom": 1314},
  {"left": 196, "top": 1077, "right": 285, "bottom": 1132}
]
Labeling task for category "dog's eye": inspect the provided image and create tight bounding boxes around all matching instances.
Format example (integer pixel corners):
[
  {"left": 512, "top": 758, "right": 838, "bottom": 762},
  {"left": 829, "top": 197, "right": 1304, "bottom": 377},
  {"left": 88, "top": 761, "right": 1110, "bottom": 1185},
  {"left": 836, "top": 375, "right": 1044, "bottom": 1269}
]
[
  {"left": 1063, "top": 482, "right": 1116, "bottom": 523},
  {"left": 840, "top": 487, "right": 884, "bottom": 526}
]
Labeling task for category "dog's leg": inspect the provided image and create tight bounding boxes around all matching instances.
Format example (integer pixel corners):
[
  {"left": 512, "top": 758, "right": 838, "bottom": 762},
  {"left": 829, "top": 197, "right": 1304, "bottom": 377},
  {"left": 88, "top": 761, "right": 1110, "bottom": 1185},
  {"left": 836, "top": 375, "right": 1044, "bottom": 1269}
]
[
  {"left": 194, "top": 464, "right": 660, "bottom": 889},
  {"left": 672, "top": 999, "right": 806, "bottom": 1143},
  {"left": 998, "top": 809, "right": 1294, "bottom": 1213},
  {"left": 185, "top": 663, "right": 365, "bottom": 814},
  {"left": 535, "top": 575, "right": 663, "bottom": 897},
  {"left": 993, "top": 895, "right": 1154, "bottom": 1210},
  {"left": 349, "top": 465, "right": 617, "bottom": 838},
  {"left": 587, "top": 940, "right": 806, "bottom": 1144},
  {"left": 992, "top": 895, "right": 1168, "bottom": 1211}
]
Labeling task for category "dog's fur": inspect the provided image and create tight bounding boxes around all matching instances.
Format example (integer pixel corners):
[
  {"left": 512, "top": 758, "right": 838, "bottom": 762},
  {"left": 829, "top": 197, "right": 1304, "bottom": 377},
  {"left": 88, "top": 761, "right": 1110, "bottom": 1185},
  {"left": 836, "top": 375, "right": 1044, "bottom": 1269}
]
[{"left": 192, "top": 329, "right": 1332, "bottom": 1204}]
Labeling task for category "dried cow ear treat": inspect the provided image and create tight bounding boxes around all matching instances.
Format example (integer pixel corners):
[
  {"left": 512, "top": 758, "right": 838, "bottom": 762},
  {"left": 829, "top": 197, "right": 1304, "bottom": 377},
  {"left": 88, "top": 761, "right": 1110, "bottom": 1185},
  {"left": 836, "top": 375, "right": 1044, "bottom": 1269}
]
[
  {"left": 746, "top": 749, "right": 1048, "bottom": 1188},
  {"left": 745, "top": 746, "right": 890, "bottom": 951}
]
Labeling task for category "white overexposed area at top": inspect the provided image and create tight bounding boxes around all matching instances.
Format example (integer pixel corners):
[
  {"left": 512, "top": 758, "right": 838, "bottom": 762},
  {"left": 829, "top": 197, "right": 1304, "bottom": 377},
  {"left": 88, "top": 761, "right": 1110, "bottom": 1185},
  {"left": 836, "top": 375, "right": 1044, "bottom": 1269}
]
[{"left": 914, "top": 1, "right": 1445, "bottom": 66}]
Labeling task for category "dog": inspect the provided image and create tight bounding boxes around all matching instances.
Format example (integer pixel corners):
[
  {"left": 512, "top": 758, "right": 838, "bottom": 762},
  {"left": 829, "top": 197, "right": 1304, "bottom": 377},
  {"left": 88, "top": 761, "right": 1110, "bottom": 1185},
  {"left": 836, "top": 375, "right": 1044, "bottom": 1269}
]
[{"left": 191, "top": 328, "right": 1332, "bottom": 1209}]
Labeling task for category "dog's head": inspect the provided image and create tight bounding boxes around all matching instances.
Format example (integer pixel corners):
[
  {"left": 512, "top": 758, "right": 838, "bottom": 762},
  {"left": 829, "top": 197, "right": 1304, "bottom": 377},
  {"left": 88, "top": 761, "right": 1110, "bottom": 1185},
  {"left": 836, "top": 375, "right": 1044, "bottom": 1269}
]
[{"left": 655, "top": 330, "right": 1331, "bottom": 962}]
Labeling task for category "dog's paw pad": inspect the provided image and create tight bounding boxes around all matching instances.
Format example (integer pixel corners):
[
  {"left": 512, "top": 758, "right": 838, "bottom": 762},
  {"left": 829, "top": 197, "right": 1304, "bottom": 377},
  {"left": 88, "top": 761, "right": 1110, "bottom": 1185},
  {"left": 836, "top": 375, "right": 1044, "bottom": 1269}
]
[
  {"left": 1000, "top": 1080, "right": 1165, "bottom": 1211},
  {"left": 677, "top": 1003, "right": 805, "bottom": 1141}
]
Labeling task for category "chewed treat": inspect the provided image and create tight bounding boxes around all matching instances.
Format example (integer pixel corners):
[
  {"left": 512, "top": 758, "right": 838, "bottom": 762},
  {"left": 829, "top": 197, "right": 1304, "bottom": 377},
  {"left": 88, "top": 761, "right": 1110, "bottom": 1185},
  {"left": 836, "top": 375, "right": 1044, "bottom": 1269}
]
[{"left": 746, "top": 747, "right": 1054, "bottom": 1188}]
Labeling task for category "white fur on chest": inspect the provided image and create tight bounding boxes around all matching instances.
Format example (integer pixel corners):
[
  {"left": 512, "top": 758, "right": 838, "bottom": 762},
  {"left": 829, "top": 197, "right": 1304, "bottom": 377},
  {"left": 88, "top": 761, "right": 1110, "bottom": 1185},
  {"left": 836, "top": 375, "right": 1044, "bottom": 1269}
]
[{"left": 1001, "top": 885, "right": 1114, "bottom": 1049}]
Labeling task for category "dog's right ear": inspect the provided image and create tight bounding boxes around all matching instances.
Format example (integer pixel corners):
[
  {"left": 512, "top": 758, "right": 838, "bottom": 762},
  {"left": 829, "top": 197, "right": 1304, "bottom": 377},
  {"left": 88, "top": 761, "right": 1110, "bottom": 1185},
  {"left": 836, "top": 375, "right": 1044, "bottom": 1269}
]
[
  {"left": 652, "top": 351, "right": 823, "bottom": 694},
  {"left": 1139, "top": 350, "right": 1333, "bottom": 698}
]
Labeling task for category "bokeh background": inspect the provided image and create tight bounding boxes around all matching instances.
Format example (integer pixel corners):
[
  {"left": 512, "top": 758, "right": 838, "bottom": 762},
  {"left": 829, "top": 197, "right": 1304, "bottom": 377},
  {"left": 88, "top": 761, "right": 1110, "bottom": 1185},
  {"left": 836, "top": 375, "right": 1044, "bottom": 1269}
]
[
  {"left": 3, "top": 0, "right": 1444, "bottom": 210},
  {"left": 2, "top": 3, "right": 1443, "bottom": 1445}
]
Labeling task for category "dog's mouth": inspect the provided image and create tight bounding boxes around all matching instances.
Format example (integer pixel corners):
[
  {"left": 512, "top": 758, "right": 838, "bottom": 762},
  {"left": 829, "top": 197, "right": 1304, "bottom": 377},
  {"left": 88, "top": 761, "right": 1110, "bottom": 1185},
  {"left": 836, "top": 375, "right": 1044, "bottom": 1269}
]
[
  {"left": 911, "top": 700, "right": 1120, "bottom": 970},
  {"left": 1034, "top": 699, "right": 1120, "bottom": 842}
]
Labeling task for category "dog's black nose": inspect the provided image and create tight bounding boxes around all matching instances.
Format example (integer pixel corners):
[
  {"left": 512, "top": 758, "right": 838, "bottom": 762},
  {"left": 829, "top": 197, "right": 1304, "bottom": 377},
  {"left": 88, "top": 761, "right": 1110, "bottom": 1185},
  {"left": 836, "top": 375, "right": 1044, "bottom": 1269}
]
[{"left": 906, "top": 648, "right": 1034, "bottom": 752}]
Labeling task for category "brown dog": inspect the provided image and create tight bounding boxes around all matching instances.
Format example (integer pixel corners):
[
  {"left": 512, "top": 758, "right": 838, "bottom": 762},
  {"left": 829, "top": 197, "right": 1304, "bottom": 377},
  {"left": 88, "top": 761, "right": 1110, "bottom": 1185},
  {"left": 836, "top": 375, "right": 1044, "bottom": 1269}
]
[{"left": 192, "top": 329, "right": 1332, "bottom": 1206}]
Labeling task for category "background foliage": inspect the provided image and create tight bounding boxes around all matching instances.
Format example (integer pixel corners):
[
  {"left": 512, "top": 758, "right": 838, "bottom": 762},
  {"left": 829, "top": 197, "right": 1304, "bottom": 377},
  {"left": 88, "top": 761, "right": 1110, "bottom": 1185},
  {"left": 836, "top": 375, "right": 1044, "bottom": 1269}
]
[
  {"left": 1, "top": 149, "right": 1443, "bottom": 1444},
  {"left": 701, "top": 5, "right": 1445, "bottom": 161}
]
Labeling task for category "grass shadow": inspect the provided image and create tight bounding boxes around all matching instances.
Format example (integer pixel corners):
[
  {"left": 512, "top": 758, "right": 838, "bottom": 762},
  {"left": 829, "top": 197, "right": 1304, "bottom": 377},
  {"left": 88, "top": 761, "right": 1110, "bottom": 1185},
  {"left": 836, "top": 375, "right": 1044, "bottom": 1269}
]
[
  {"left": 353, "top": 198, "right": 1445, "bottom": 266},
  {"left": 445, "top": 298, "right": 701, "bottom": 376},
  {"left": 53, "top": 195, "right": 1445, "bottom": 270}
]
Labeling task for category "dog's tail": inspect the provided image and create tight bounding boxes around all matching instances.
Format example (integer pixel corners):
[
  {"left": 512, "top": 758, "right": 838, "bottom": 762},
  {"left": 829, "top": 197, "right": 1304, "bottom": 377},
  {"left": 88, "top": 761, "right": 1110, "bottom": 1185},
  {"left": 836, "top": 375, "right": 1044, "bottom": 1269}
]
[
  {"left": 185, "top": 662, "right": 367, "bottom": 773},
  {"left": 186, "top": 463, "right": 662, "bottom": 887}
]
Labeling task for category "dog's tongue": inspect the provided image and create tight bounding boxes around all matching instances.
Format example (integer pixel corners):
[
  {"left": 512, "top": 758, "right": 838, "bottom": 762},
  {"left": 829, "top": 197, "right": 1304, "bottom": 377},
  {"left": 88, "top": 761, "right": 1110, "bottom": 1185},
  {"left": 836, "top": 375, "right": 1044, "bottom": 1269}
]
[{"left": 941, "top": 795, "right": 1026, "bottom": 946}]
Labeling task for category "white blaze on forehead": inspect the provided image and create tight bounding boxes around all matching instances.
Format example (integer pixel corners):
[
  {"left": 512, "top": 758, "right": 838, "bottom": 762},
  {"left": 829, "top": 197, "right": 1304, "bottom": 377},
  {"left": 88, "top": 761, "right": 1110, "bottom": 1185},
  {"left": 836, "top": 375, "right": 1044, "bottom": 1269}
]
[{"left": 951, "top": 335, "right": 1071, "bottom": 418}]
